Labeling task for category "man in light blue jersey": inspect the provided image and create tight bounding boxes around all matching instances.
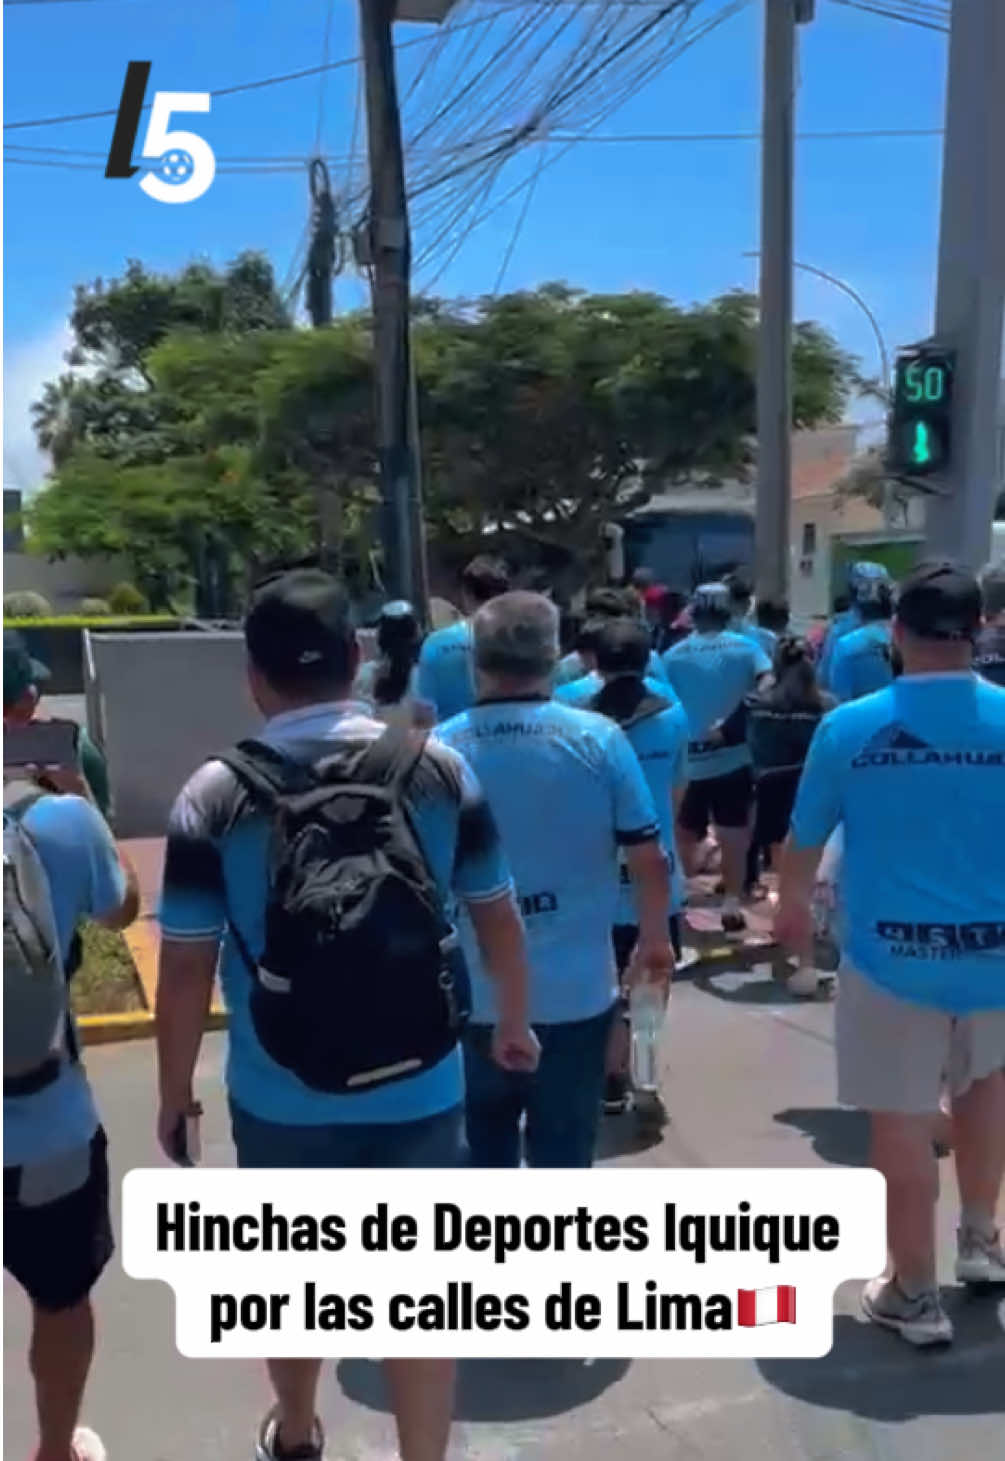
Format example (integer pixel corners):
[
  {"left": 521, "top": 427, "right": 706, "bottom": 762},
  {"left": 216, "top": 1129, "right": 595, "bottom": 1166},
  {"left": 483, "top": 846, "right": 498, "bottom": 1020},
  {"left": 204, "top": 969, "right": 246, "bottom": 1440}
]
[
  {"left": 829, "top": 577, "right": 895, "bottom": 702},
  {"left": 818, "top": 561, "right": 891, "bottom": 687},
  {"left": 748, "top": 595, "right": 790, "bottom": 661},
  {"left": 416, "top": 555, "right": 510, "bottom": 721},
  {"left": 585, "top": 618, "right": 689, "bottom": 1120},
  {"left": 555, "top": 618, "right": 674, "bottom": 711},
  {"left": 157, "top": 568, "right": 536, "bottom": 1461},
  {"left": 555, "top": 588, "right": 668, "bottom": 688},
  {"left": 438, "top": 591, "right": 673, "bottom": 1168},
  {"left": 662, "top": 583, "right": 772, "bottom": 933},
  {"left": 4, "top": 767, "right": 139, "bottom": 1461},
  {"left": 777, "top": 561, "right": 1005, "bottom": 1349}
]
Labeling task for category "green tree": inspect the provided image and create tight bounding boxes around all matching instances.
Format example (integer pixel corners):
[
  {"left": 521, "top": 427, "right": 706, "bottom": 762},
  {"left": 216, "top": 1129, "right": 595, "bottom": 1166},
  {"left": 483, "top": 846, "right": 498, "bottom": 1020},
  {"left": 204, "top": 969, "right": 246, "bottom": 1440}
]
[
  {"left": 31, "top": 253, "right": 289, "bottom": 468},
  {"left": 415, "top": 285, "right": 856, "bottom": 565}
]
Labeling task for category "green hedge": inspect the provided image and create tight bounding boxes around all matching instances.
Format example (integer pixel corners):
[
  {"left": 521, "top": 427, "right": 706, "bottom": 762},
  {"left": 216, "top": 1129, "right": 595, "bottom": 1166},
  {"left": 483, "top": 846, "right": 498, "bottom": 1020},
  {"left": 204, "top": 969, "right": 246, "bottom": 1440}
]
[{"left": 4, "top": 615, "right": 179, "bottom": 630}]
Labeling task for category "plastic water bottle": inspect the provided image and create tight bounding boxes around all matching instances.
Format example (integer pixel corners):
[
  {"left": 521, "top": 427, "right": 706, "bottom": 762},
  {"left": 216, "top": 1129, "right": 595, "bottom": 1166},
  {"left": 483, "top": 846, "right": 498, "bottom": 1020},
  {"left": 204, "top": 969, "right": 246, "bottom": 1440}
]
[{"left": 629, "top": 985, "right": 665, "bottom": 1093}]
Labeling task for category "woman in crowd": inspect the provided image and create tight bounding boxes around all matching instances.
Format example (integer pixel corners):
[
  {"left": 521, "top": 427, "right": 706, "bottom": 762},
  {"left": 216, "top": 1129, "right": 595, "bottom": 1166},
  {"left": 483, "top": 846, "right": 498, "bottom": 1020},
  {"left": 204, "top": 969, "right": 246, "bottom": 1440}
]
[
  {"left": 746, "top": 636, "right": 834, "bottom": 994},
  {"left": 354, "top": 600, "right": 435, "bottom": 728}
]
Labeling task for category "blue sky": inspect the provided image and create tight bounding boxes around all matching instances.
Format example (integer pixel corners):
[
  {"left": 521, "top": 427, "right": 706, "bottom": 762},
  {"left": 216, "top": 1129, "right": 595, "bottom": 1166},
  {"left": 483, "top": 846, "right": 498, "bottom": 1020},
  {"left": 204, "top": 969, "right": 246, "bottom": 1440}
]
[{"left": 3, "top": 0, "right": 949, "bottom": 492}]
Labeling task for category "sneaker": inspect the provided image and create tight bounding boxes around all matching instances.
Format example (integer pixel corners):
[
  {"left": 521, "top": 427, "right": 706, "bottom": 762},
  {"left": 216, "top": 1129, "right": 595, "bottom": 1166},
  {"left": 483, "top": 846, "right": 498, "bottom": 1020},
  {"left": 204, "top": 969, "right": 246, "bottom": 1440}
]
[
  {"left": 72, "top": 1428, "right": 107, "bottom": 1461},
  {"left": 255, "top": 1409, "right": 326, "bottom": 1461},
  {"left": 861, "top": 1276, "right": 953, "bottom": 1347},
  {"left": 955, "top": 1227, "right": 1005, "bottom": 1285},
  {"left": 635, "top": 1089, "right": 667, "bottom": 1130},
  {"left": 721, "top": 909, "right": 746, "bottom": 937},
  {"left": 603, "top": 1074, "right": 630, "bottom": 1116},
  {"left": 787, "top": 966, "right": 822, "bottom": 998}
]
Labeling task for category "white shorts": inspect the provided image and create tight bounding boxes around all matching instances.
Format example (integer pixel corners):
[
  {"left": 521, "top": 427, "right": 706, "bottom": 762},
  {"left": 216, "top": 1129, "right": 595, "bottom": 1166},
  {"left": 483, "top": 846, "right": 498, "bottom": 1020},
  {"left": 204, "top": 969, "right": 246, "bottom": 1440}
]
[{"left": 835, "top": 964, "right": 1005, "bottom": 1115}]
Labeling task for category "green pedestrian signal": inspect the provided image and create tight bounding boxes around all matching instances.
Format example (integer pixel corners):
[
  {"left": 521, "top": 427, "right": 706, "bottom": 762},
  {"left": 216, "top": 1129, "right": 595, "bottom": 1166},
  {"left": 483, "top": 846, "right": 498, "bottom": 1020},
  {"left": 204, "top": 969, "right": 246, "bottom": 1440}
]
[
  {"left": 888, "top": 345, "right": 955, "bottom": 479},
  {"left": 911, "top": 420, "right": 932, "bottom": 468}
]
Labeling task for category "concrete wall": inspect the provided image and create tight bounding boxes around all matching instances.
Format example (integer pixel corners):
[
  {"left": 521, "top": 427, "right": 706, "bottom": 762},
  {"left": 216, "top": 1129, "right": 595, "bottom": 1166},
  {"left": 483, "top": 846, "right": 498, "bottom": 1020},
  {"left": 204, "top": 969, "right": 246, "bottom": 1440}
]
[
  {"left": 3, "top": 551, "right": 132, "bottom": 610},
  {"left": 89, "top": 632, "right": 255, "bottom": 838},
  {"left": 89, "top": 627, "right": 382, "bottom": 838}
]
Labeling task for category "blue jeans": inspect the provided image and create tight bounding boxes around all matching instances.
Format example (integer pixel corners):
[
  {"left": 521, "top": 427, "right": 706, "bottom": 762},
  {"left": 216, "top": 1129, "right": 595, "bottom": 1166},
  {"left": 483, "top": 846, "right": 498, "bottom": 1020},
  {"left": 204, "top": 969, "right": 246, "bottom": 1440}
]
[
  {"left": 462, "top": 1007, "right": 615, "bottom": 1169},
  {"left": 229, "top": 1103, "right": 464, "bottom": 1169}
]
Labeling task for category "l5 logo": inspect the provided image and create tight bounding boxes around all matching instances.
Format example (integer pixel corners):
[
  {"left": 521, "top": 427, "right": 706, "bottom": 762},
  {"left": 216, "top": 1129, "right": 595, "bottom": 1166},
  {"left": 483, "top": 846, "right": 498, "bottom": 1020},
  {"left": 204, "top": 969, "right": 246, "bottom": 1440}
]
[{"left": 105, "top": 61, "right": 215, "bottom": 204}]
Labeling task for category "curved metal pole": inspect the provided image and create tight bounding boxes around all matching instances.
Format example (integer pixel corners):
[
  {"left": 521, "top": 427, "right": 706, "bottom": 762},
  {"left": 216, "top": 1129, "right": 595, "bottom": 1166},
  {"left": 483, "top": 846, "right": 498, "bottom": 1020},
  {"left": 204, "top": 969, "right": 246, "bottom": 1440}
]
[{"left": 744, "top": 250, "right": 891, "bottom": 398}]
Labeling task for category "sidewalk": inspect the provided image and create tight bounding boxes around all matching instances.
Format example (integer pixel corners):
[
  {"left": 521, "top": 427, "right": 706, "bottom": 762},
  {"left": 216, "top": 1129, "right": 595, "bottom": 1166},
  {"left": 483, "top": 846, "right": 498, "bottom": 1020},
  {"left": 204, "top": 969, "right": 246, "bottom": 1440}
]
[{"left": 5, "top": 964, "right": 1002, "bottom": 1460}]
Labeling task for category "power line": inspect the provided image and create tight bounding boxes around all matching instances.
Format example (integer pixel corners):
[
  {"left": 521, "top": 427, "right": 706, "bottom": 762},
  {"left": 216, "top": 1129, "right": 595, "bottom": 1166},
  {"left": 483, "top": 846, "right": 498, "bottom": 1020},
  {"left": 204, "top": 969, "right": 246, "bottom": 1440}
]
[
  {"left": 491, "top": 142, "right": 548, "bottom": 295},
  {"left": 826, "top": 0, "right": 949, "bottom": 32},
  {"left": 314, "top": 0, "right": 336, "bottom": 154},
  {"left": 2, "top": 7, "right": 512, "bottom": 130},
  {"left": 3, "top": 123, "right": 944, "bottom": 177}
]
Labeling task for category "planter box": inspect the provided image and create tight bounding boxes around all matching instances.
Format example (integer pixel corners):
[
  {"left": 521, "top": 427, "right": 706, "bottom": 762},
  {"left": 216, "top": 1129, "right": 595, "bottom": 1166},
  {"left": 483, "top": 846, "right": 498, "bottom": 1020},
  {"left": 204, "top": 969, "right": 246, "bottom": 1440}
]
[{"left": 4, "top": 617, "right": 182, "bottom": 693}]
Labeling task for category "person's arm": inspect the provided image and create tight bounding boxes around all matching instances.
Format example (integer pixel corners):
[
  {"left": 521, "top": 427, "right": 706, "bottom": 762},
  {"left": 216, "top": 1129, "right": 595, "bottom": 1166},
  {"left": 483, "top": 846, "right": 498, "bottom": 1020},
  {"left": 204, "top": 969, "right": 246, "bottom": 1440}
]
[
  {"left": 95, "top": 846, "right": 140, "bottom": 930},
  {"left": 77, "top": 728, "right": 112, "bottom": 819},
  {"left": 607, "top": 726, "right": 672, "bottom": 984},
  {"left": 156, "top": 774, "right": 227, "bottom": 1161},
  {"left": 446, "top": 751, "right": 539, "bottom": 1071},
  {"left": 775, "top": 719, "right": 842, "bottom": 958},
  {"left": 828, "top": 641, "right": 854, "bottom": 704},
  {"left": 416, "top": 637, "right": 441, "bottom": 719},
  {"left": 624, "top": 841, "right": 671, "bottom": 980},
  {"left": 156, "top": 938, "right": 217, "bottom": 1154},
  {"left": 29, "top": 764, "right": 139, "bottom": 927},
  {"left": 672, "top": 718, "right": 689, "bottom": 816},
  {"left": 466, "top": 891, "right": 538, "bottom": 1070}
]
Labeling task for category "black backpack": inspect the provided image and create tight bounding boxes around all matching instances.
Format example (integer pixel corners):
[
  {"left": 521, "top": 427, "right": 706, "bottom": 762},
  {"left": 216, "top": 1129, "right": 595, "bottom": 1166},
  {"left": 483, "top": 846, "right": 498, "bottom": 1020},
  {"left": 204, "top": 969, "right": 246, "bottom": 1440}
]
[{"left": 217, "top": 726, "right": 470, "bottom": 1094}]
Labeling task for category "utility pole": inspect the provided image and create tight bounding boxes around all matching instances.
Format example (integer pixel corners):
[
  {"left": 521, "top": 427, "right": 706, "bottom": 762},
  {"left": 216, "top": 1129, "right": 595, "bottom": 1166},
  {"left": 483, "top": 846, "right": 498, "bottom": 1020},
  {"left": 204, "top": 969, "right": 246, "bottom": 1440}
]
[
  {"left": 754, "top": 0, "right": 813, "bottom": 602},
  {"left": 923, "top": 0, "right": 1005, "bottom": 568},
  {"left": 359, "top": 0, "right": 428, "bottom": 618}
]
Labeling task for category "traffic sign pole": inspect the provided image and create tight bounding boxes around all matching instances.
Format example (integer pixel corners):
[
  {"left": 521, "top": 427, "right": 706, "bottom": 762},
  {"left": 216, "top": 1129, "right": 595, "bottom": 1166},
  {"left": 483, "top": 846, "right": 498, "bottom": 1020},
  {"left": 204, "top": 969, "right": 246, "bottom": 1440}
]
[{"left": 923, "top": 0, "right": 1005, "bottom": 568}]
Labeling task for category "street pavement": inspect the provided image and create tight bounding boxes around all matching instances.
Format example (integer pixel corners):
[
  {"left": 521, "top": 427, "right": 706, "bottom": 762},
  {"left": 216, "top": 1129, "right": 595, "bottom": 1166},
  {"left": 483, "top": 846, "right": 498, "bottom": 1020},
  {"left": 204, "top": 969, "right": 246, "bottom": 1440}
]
[{"left": 5, "top": 960, "right": 1004, "bottom": 1461}]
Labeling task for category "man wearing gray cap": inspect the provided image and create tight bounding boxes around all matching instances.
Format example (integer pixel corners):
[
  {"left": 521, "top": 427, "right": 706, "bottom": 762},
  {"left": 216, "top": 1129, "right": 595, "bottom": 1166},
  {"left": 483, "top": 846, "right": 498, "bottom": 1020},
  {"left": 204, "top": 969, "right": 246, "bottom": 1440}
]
[{"left": 437, "top": 591, "right": 674, "bottom": 1167}]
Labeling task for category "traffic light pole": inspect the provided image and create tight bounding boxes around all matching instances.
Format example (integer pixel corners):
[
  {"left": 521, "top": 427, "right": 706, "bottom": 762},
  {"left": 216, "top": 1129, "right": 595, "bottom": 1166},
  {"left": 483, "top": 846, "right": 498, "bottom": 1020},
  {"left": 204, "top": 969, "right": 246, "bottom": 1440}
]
[
  {"left": 754, "top": 0, "right": 796, "bottom": 602},
  {"left": 923, "top": 0, "right": 1005, "bottom": 568}
]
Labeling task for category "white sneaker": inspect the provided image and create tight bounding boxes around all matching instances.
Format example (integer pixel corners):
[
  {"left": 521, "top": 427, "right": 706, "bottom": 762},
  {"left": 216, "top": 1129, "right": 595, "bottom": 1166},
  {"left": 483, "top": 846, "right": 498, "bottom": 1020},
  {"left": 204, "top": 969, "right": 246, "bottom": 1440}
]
[
  {"left": 72, "top": 1428, "right": 107, "bottom": 1461},
  {"left": 861, "top": 1276, "right": 953, "bottom": 1347},
  {"left": 255, "top": 1408, "right": 326, "bottom": 1461},
  {"left": 786, "top": 966, "right": 821, "bottom": 998},
  {"left": 955, "top": 1227, "right": 1005, "bottom": 1285}
]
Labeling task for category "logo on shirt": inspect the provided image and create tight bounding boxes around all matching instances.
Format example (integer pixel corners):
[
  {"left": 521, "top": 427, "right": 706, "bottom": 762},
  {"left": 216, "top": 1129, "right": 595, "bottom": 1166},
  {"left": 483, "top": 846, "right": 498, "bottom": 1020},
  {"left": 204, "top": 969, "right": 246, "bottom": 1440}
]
[
  {"left": 852, "top": 724, "right": 1002, "bottom": 769},
  {"left": 519, "top": 891, "right": 559, "bottom": 917},
  {"left": 876, "top": 921, "right": 1005, "bottom": 960}
]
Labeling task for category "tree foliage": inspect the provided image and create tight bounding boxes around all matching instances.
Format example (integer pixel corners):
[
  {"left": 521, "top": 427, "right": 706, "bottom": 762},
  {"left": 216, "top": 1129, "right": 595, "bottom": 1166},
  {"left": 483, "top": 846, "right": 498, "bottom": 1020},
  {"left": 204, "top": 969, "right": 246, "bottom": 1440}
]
[{"left": 28, "top": 270, "right": 859, "bottom": 602}]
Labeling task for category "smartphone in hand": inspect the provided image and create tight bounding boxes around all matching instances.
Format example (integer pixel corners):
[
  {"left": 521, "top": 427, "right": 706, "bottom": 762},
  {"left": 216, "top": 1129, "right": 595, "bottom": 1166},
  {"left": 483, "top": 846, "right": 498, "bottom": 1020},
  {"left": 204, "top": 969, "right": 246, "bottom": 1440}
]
[{"left": 3, "top": 719, "right": 80, "bottom": 771}]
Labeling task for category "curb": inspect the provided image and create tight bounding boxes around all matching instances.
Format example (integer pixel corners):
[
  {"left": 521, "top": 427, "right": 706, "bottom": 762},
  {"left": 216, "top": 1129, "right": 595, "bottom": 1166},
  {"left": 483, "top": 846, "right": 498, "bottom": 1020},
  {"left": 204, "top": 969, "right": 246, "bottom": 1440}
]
[
  {"left": 78, "top": 1008, "right": 228, "bottom": 1047},
  {"left": 80, "top": 914, "right": 227, "bottom": 1047}
]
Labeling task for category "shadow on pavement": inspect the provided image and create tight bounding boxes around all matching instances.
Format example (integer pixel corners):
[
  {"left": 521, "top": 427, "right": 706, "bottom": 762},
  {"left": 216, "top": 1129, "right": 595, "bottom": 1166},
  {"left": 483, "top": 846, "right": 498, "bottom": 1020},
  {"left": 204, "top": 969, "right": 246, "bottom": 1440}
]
[
  {"left": 594, "top": 1112, "right": 664, "bottom": 1161},
  {"left": 773, "top": 1106, "right": 870, "bottom": 1167},
  {"left": 693, "top": 969, "right": 799, "bottom": 1007},
  {"left": 336, "top": 1356, "right": 631, "bottom": 1423},
  {"left": 758, "top": 1298, "right": 1005, "bottom": 1421}
]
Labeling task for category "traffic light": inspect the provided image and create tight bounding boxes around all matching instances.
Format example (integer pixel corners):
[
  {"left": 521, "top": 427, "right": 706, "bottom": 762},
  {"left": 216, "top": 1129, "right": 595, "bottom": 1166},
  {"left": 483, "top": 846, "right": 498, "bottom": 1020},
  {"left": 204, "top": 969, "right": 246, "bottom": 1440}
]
[{"left": 887, "top": 345, "right": 955, "bottom": 479}]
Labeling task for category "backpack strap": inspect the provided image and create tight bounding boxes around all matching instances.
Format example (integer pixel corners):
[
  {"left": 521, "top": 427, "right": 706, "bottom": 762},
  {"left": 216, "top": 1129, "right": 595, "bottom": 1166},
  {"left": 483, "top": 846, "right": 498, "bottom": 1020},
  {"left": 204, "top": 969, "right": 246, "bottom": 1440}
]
[
  {"left": 215, "top": 740, "right": 318, "bottom": 809},
  {"left": 353, "top": 724, "right": 429, "bottom": 793}
]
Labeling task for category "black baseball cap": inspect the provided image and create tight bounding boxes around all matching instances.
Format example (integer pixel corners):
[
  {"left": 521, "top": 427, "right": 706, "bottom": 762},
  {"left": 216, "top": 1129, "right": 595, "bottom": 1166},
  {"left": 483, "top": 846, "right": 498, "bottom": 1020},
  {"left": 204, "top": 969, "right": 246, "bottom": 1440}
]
[
  {"left": 245, "top": 569, "right": 355, "bottom": 688},
  {"left": 895, "top": 559, "right": 982, "bottom": 641},
  {"left": 4, "top": 630, "right": 51, "bottom": 708}
]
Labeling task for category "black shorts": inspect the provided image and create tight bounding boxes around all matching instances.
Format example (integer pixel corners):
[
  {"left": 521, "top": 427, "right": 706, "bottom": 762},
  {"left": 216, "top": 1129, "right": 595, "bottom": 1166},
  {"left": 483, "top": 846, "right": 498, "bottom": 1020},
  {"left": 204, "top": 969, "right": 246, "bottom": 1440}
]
[
  {"left": 612, "top": 916, "right": 682, "bottom": 978},
  {"left": 678, "top": 767, "right": 753, "bottom": 838},
  {"left": 3, "top": 1128, "right": 113, "bottom": 1311},
  {"left": 753, "top": 768, "right": 801, "bottom": 848}
]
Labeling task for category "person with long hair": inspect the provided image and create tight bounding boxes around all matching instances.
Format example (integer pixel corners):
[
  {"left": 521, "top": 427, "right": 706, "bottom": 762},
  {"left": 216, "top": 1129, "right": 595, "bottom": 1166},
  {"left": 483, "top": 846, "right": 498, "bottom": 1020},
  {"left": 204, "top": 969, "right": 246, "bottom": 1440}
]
[
  {"left": 746, "top": 636, "right": 835, "bottom": 993},
  {"left": 354, "top": 601, "right": 435, "bottom": 728}
]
